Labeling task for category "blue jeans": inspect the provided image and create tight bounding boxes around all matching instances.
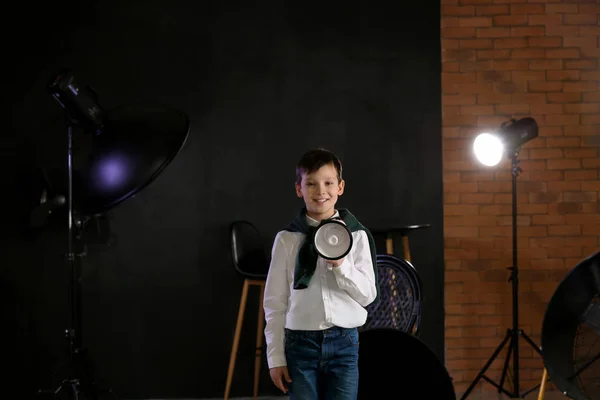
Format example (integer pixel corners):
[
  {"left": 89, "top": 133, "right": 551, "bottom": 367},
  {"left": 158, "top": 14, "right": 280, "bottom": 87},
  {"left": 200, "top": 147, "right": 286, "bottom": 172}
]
[{"left": 284, "top": 326, "right": 359, "bottom": 400}]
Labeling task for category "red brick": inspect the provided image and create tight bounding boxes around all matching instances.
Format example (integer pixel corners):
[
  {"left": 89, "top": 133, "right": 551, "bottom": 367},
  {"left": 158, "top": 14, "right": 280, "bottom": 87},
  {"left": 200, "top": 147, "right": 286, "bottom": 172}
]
[
  {"left": 563, "top": 81, "right": 597, "bottom": 92},
  {"left": 547, "top": 92, "right": 581, "bottom": 103},
  {"left": 565, "top": 125, "right": 600, "bottom": 136},
  {"left": 579, "top": 4, "right": 600, "bottom": 14},
  {"left": 493, "top": 15, "right": 527, "bottom": 26},
  {"left": 564, "top": 148, "right": 598, "bottom": 159},
  {"left": 477, "top": 27, "right": 511, "bottom": 37},
  {"left": 545, "top": 48, "right": 580, "bottom": 59},
  {"left": 511, "top": 48, "right": 545, "bottom": 59},
  {"left": 546, "top": 137, "right": 579, "bottom": 148},
  {"left": 546, "top": 24, "right": 580, "bottom": 36},
  {"left": 563, "top": 36, "right": 598, "bottom": 48},
  {"left": 546, "top": 70, "right": 580, "bottom": 81},
  {"left": 580, "top": 26, "right": 600, "bottom": 36},
  {"left": 581, "top": 71, "right": 600, "bottom": 81},
  {"left": 444, "top": 27, "right": 478, "bottom": 38},
  {"left": 528, "top": 37, "right": 562, "bottom": 47},
  {"left": 528, "top": 14, "right": 562, "bottom": 26},
  {"left": 461, "top": 0, "right": 493, "bottom": 4},
  {"left": 461, "top": 38, "right": 494, "bottom": 48},
  {"left": 444, "top": 5, "right": 476, "bottom": 16},
  {"left": 494, "top": 38, "right": 528, "bottom": 48},
  {"left": 512, "top": 70, "right": 545, "bottom": 82},
  {"left": 477, "top": 93, "right": 512, "bottom": 104},
  {"left": 583, "top": 92, "right": 600, "bottom": 102},
  {"left": 530, "top": 103, "right": 563, "bottom": 115},
  {"left": 462, "top": 105, "right": 495, "bottom": 115},
  {"left": 528, "top": 81, "right": 562, "bottom": 92},
  {"left": 477, "top": 50, "right": 510, "bottom": 60},
  {"left": 460, "top": 17, "right": 494, "bottom": 27},
  {"left": 565, "top": 60, "right": 597, "bottom": 70},
  {"left": 545, "top": 114, "right": 580, "bottom": 126},
  {"left": 582, "top": 115, "right": 600, "bottom": 125},
  {"left": 511, "top": 27, "right": 545, "bottom": 36},
  {"left": 545, "top": 4, "right": 578, "bottom": 14},
  {"left": 564, "top": 14, "right": 598, "bottom": 25},
  {"left": 529, "top": 59, "right": 562, "bottom": 70},
  {"left": 495, "top": 103, "right": 531, "bottom": 114},
  {"left": 511, "top": 4, "right": 544, "bottom": 14},
  {"left": 476, "top": 5, "right": 509, "bottom": 16},
  {"left": 564, "top": 103, "right": 600, "bottom": 114},
  {"left": 511, "top": 93, "right": 545, "bottom": 104}
]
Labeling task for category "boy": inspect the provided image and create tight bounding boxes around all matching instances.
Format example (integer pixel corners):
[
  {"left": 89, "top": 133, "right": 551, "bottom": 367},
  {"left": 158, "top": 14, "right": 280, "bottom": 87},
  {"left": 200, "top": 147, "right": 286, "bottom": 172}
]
[{"left": 263, "top": 148, "right": 378, "bottom": 399}]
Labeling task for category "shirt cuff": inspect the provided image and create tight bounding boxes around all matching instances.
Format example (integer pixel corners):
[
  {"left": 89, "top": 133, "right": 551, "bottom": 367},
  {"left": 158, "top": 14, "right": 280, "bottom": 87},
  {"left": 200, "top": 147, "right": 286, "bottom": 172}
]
[
  {"left": 267, "top": 355, "right": 287, "bottom": 369},
  {"left": 332, "top": 258, "right": 351, "bottom": 277}
]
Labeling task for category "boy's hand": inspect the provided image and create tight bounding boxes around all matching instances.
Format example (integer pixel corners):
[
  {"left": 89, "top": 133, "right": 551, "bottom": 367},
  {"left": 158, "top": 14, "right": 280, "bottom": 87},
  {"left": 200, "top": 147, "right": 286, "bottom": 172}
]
[
  {"left": 328, "top": 258, "right": 345, "bottom": 267},
  {"left": 270, "top": 366, "right": 292, "bottom": 393}
]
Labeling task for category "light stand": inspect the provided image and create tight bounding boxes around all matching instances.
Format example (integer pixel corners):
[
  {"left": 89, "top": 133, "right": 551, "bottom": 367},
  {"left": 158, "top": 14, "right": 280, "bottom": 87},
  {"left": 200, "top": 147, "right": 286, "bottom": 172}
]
[
  {"left": 34, "top": 69, "right": 190, "bottom": 400},
  {"left": 37, "top": 123, "right": 112, "bottom": 400},
  {"left": 461, "top": 118, "right": 542, "bottom": 399},
  {"left": 36, "top": 72, "right": 116, "bottom": 400}
]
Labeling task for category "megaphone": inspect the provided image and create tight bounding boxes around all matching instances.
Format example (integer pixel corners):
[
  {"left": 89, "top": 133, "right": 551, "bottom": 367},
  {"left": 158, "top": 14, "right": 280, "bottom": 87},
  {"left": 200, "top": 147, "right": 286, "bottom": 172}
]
[{"left": 313, "top": 218, "right": 353, "bottom": 260}]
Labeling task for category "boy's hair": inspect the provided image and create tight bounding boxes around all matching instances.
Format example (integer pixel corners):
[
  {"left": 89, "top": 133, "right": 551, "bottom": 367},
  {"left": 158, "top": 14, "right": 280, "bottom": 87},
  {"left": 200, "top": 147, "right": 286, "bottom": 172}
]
[{"left": 295, "top": 148, "right": 343, "bottom": 185}]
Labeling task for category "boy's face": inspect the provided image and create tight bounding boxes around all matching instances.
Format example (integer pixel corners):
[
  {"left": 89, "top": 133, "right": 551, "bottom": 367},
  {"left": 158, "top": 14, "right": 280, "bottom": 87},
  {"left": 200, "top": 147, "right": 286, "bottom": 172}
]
[{"left": 295, "top": 163, "right": 345, "bottom": 221}]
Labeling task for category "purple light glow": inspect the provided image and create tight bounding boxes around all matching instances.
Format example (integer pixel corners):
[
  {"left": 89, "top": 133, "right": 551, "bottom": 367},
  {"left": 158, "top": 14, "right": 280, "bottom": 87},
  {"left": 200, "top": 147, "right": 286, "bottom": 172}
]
[{"left": 93, "top": 153, "right": 131, "bottom": 191}]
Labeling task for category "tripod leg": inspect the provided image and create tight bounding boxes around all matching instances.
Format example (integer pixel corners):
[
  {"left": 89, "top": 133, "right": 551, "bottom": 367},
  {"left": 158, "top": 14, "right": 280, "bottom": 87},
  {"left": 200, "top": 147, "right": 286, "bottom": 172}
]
[
  {"left": 520, "top": 331, "right": 543, "bottom": 356},
  {"left": 460, "top": 330, "right": 512, "bottom": 400},
  {"left": 497, "top": 330, "right": 515, "bottom": 393},
  {"left": 516, "top": 331, "right": 546, "bottom": 398},
  {"left": 71, "top": 380, "right": 80, "bottom": 400}
]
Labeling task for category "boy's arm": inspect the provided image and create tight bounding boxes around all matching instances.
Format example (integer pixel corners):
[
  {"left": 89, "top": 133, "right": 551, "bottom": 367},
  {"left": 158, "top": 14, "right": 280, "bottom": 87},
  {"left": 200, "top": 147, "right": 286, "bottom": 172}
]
[
  {"left": 331, "top": 230, "right": 377, "bottom": 307},
  {"left": 263, "top": 232, "right": 290, "bottom": 369}
]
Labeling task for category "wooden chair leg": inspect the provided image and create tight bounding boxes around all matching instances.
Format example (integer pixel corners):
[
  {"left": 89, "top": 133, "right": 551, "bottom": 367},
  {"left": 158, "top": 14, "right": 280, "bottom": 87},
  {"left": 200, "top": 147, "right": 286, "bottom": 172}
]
[
  {"left": 537, "top": 368, "right": 548, "bottom": 400},
  {"left": 385, "top": 236, "right": 394, "bottom": 255},
  {"left": 253, "top": 282, "right": 266, "bottom": 399},
  {"left": 402, "top": 235, "right": 411, "bottom": 263},
  {"left": 224, "top": 279, "right": 250, "bottom": 400}
]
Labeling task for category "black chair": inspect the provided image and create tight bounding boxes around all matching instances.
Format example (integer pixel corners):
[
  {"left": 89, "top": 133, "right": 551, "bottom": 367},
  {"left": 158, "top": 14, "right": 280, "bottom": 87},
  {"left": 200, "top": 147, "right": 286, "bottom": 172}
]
[
  {"left": 362, "top": 254, "right": 422, "bottom": 335},
  {"left": 361, "top": 224, "right": 429, "bottom": 336},
  {"left": 224, "top": 220, "right": 269, "bottom": 400}
]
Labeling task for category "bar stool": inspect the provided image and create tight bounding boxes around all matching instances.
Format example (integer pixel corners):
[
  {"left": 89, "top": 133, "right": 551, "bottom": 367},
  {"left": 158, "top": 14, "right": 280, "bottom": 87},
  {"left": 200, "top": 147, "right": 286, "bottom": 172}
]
[
  {"left": 224, "top": 220, "right": 270, "bottom": 400},
  {"left": 371, "top": 224, "right": 431, "bottom": 262}
]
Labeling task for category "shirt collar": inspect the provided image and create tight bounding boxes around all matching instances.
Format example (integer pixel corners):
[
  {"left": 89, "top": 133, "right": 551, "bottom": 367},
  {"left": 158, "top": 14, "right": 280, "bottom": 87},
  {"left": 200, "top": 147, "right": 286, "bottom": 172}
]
[{"left": 305, "top": 210, "right": 340, "bottom": 227}]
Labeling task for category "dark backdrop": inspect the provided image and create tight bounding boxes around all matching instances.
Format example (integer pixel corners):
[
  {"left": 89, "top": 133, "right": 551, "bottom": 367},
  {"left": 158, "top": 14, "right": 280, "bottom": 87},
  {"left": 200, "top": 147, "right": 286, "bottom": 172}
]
[{"left": 1, "top": 1, "right": 443, "bottom": 398}]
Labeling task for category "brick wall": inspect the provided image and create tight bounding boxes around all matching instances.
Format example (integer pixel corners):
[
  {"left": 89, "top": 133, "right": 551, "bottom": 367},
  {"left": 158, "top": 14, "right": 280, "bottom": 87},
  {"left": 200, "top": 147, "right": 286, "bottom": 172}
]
[{"left": 441, "top": 0, "right": 600, "bottom": 396}]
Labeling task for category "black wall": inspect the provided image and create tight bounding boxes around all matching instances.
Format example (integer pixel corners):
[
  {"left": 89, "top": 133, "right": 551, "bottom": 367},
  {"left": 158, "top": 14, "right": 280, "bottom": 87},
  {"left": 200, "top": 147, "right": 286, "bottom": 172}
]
[{"left": 2, "top": 1, "right": 443, "bottom": 398}]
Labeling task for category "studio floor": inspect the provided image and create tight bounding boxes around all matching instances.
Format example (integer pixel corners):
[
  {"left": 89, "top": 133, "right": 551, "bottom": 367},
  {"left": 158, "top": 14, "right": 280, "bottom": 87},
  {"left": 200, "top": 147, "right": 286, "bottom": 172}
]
[{"left": 141, "top": 389, "right": 565, "bottom": 400}]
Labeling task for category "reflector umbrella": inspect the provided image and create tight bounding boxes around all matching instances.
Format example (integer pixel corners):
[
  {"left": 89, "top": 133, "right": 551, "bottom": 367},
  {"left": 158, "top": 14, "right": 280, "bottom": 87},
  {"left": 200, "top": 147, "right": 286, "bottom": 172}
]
[{"left": 542, "top": 250, "right": 600, "bottom": 400}]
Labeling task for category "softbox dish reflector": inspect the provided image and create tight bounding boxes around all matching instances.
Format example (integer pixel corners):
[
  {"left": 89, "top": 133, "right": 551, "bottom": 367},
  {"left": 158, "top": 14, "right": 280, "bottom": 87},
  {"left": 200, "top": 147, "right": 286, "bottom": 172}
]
[
  {"left": 42, "top": 103, "right": 190, "bottom": 216},
  {"left": 541, "top": 250, "right": 600, "bottom": 400}
]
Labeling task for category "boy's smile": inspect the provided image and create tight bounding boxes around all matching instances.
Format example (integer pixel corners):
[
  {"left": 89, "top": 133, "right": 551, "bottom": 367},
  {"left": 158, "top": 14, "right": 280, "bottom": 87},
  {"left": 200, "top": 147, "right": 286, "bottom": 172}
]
[{"left": 295, "top": 163, "right": 345, "bottom": 221}]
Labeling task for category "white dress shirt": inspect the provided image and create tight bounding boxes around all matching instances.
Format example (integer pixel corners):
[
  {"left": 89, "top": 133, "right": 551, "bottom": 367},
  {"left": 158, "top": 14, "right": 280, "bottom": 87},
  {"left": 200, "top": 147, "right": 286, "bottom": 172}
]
[{"left": 263, "top": 212, "right": 377, "bottom": 369}]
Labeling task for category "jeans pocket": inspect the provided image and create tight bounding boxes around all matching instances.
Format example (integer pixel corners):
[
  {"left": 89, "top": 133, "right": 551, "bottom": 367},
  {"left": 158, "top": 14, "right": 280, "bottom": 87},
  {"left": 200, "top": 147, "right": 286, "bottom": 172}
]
[
  {"left": 285, "top": 331, "right": 298, "bottom": 348},
  {"left": 344, "top": 329, "right": 360, "bottom": 346}
]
